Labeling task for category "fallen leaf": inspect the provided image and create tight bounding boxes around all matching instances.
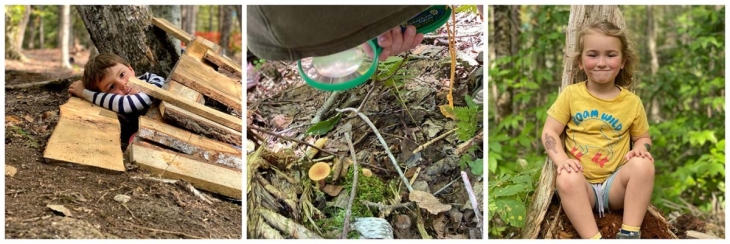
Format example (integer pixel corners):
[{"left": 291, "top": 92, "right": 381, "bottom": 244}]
[
  {"left": 446, "top": 234, "right": 468, "bottom": 239},
  {"left": 439, "top": 104, "right": 456, "bottom": 119},
  {"left": 433, "top": 213, "right": 448, "bottom": 238},
  {"left": 114, "top": 194, "right": 131, "bottom": 203},
  {"left": 47, "top": 204, "right": 72, "bottom": 217},
  {"left": 271, "top": 114, "right": 293, "bottom": 129},
  {"left": 322, "top": 185, "right": 344, "bottom": 197},
  {"left": 409, "top": 190, "right": 452, "bottom": 215},
  {"left": 423, "top": 120, "right": 443, "bottom": 138},
  {"left": 5, "top": 115, "right": 21, "bottom": 126},
  {"left": 23, "top": 115, "right": 34, "bottom": 123},
  {"left": 6, "top": 165, "right": 18, "bottom": 177}
]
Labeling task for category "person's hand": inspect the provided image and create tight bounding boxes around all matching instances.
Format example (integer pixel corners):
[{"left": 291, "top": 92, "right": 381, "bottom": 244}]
[
  {"left": 68, "top": 80, "right": 85, "bottom": 98},
  {"left": 555, "top": 158, "right": 583, "bottom": 175},
  {"left": 364, "top": 25, "right": 424, "bottom": 61},
  {"left": 624, "top": 147, "right": 654, "bottom": 162}
]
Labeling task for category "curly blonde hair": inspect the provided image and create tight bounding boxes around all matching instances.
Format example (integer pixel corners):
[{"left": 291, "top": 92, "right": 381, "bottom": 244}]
[{"left": 572, "top": 20, "right": 638, "bottom": 88}]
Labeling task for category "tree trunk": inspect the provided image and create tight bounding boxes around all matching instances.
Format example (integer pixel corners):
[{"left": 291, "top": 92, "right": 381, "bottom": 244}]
[
  {"left": 39, "top": 9, "right": 44, "bottom": 49},
  {"left": 27, "top": 8, "right": 38, "bottom": 49},
  {"left": 219, "top": 5, "right": 233, "bottom": 56},
  {"left": 5, "top": 5, "right": 29, "bottom": 62},
  {"left": 76, "top": 5, "right": 180, "bottom": 78},
  {"left": 646, "top": 6, "right": 662, "bottom": 122},
  {"left": 208, "top": 6, "right": 214, "bottom": 33},
  {"left": 150, "top": 5, "right": 182, "bottom": 55},
  {"left": 17, "top": 5, "right": 31, "bottom": 53},
  {"left": 491, "top": 6, "right": 519, "bottom": 124},
  {"left": 181, "top": 5, "right": 198, "bottom": 35},
  {"left": 522, "top": 6, "right": 676, "bottom": 239},
  {"left": 60, "top": 5, "right": 72, "bottom": 69}
]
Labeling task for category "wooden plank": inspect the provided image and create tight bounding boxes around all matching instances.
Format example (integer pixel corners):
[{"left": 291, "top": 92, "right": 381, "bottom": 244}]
[
  {"left": 185, "top": 37, "right": 220, "bottom": 60},
  {"left": 131, "top": 141, "right": 241, "bottom": 199},
  {"left": 151, "top": 17, "right": 192, "bottom": 43},
  {"left": 167, "top": 80, "right": 205, "bottom": 104},
  {"left": 160, "top": 102, "right": 242, "bottom": 146},
  {"left": 137, "top": 117, "right": 241, "bottom": 170},
  {"left": 43, "top": 97, "right": 125, "bottom": 172},
  {"left": 127, "top": 76, "right": 242, "bottom": 132},
  {"left": 204, "top": 50, "right": 242, "bottom": 77},
  {"left": 170, "top": 55, "right": 242, "bottom": 112}
]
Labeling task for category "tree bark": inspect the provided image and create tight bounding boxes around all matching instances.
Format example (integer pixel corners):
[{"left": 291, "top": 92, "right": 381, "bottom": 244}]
[
  {"left": 5, "top": 5, "right": 29, "bottom": 62},
  {"left": 491, "top": 6, "right": 519, "bottom": 124},
  {"left": 150, "top": 5, "right": 182, "bottom": 55},
  {"left": 39, "top": 8, "right": 44, "bottom": 49},
  {"left": 76, "top": 5, "right": 180, "bottom": 78},
  {"left": 27, "top": 7, "right": 38, "bottom": 49},
  {"left": 61, "top": 5, "right": 72, "bottom": 69},
  {"left": 181, "top": 5, "right": 198, "bottom": 35},
  {"left": 219, "top": 5, "right": 233, "bottom": 56},
  {"left": 646, "top": 6, "right": 662, "bottom": 122},
  {"left": 16, "top": 5, "right": 31, "bottom": 52}
]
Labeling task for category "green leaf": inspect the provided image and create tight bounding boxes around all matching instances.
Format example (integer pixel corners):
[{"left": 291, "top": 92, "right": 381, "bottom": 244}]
[
  {"left": 494, "top": 198, "right": 527, "bottom": 227},
  {"left": 488, "top": 155, "right": 498, "bottom": 173},
  {"left": 469, "top": 158, "right": 483, "bottom": 175},
  {"left": 305, "top": 113, "right": 342, "bottom": 136},
  {"left": 491, "top": 184, "right": 527, "bottom": 197}
]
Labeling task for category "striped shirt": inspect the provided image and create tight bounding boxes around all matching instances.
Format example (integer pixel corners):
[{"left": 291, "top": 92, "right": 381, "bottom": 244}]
[{"left": 81, "top": 72, "right": 165, "bottom": 115}]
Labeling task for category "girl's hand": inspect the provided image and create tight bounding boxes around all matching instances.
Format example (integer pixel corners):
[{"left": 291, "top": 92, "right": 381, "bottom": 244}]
[
  {"left": 555, "top": 158, "right": 583, "bottom": 175},
  {"left": 624, "top": 148, "right": 654, "bottom": 162}
]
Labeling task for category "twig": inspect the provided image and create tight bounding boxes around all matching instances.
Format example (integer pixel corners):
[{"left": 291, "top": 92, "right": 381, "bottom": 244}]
[
  {"left": 341, "top": 132, "right": 358, "bottom": 239},
  {"left": 357, "top": 53, "right": 410, "bottom": 112},
  {"left": 433, "top": 177, "right": 460, "bottom": 196},
  {"left": 95, "top": 191, "right": 109, "bottom": 204},
  {"left": 126, "top": 222, "right": 204, "bottom": 239},
  {"left": 461, "top": 171, "right": 482, "bottom": 228},
  {"left": 313, "top": 155, "right": 334, "bottom": 162},
  {"left": 311, "top": 91, "right": 342, "bottom": 125},
  {"left": 454, "top": 131, "right": 483, "bottom": 155},
  {"left": 122, "top": 204, "right": 138, "bottom": 221},
  {"left": 249, "top": 125, "right": 337, "bottom": 156},
  {"left": 423, "top": 32, "right": 482, "bottom": 40},
  {"left": 131, "top": 175, "right": 178, "bottom": 184},
  {"left": 413, "top": 128, "right": 458, "bottom": 154},
  {"left": 176, "top": 180, "right": 215, "bottom": 205},
  {"left": 361, "top": 200, "right": 414, "bottom": 212},
  {"left": 336, "top": 107, "right": 413, "bottom": 192}
]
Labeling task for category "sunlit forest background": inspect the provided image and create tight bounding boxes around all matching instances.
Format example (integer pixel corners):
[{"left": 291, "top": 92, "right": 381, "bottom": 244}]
[{"left": 487, "top": 5, "right": 725, "bottom": 238}]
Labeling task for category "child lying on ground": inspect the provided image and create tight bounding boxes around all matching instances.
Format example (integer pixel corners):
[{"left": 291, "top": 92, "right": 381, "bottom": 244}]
[{"left": 68, "top": 53, "right": 166, "bottom": 149}]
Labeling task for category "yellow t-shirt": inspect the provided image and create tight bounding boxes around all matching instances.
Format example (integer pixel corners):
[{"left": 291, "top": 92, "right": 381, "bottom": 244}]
[{"left": 547, "top": 81, "right": 650, "bottom": 183}]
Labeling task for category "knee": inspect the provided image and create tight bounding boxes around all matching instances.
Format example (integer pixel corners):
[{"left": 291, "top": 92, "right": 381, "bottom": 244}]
[
  {"left": 626, "top": 157, "right": 655, "bottom": 177},
  {"left": 555, "top": 172, "right": 585, "bottom": 194}
]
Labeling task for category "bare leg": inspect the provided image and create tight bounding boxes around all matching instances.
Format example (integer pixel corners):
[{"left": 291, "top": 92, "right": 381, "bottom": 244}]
[
  {"left": 608, "top": 157, "right": 655, "bottom": 227},
  {"left": 556, "top": 171, "right": 597, "bottom": 238}
]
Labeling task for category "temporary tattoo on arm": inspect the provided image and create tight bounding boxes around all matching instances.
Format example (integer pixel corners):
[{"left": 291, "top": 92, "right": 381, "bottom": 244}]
[
  {"left": 544, "top": 133, "right": 558, "bottom": 154},
  {"left": 644, "top": 143, "right": 652, "bottom": 152}
]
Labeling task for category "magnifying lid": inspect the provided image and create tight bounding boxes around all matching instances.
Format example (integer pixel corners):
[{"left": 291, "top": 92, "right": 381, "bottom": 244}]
[{"left": 298, "top": 5, "right": 452, "bottom": 91}]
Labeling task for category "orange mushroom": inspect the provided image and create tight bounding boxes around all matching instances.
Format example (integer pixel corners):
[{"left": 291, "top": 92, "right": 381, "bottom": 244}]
[
  {"left": 308, "top": 162, "right": 331, "bottom": 189},
  {"left": 362, "top": 168, "right": 373, "bottom": 177}
]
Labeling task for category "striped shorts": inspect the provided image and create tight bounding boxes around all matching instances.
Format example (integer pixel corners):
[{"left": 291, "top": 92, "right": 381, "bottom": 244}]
[{"left": 590, "top": 166, "right": 623, "bottom": 218}]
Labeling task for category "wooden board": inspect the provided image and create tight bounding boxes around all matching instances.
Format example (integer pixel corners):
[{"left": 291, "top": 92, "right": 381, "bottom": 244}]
[
  {"left": 128, "top": 76, "right": 242, "bottom": 132},
  {"left": 131, "top": 141, "right": 241, "bottom": 199},
  {"left": 170, "top": 55, "right": 242, "bottom": 112},
  {"left": 161, "top": 102, "right": 242, "bottom": 146},
  {"left": 204, "top": 50, "right": 242, "bottom": 77},
  {"left": 43, "top": 97, "right": 125, "bottom": 172},
  {"left": 151, "top": 17, "right": 192, "bottom": 43},
  {"left": 137, "top": 117, "right": 241, "bottom": 170},
  {"left": 167, "top": 80, "right": 205, "bottom": 104},
  {"left": 185, "top": 37, "right": 220, "bottom": 60}
]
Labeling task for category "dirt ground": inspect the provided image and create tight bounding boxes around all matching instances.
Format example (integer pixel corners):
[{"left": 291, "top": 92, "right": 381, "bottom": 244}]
[
  {"left": 246, "top": 11, "right": 484, "bottom": 239},
  {"left": 4, "top": 49, "right": 242, "bottom": 239}
]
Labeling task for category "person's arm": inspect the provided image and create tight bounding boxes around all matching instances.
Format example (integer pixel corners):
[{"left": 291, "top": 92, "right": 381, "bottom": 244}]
[
  {"left": 625, "top": 132, "right": 654, "bottom": 162},
  {"left": 81, "top": 89, "right": 154, "bottom": 114},
  {"left": 542, "top": 116, "right": 582, "bottom": 174},
  {"left": 137, "top": 72, "right": 165, "bottom": 88}
]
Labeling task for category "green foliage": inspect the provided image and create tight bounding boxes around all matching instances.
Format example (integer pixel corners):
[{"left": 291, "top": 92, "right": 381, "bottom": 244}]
[
  {"left": 454, "top": 94, "right": 482, "bottom": 141},
  {"left": 487, "top": 158, "right": 540, "bottom": 237},
  {"left": 454, "top": 5, "right": 480, "bottom": 15},
  {"left": 305, "top": 113, "right": 342, "bottom": 136},
  {"left": 252, "top": 58, "right": 266, "bottom": 71}
]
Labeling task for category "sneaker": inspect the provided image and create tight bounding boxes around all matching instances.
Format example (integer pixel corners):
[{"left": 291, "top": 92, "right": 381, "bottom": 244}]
[{"left": 615, "top": 229, "right": 641, "bottom": 239}]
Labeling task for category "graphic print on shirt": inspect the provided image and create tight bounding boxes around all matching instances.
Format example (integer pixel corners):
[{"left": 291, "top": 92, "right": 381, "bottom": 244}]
[{"left": 567, "top": 109, "right": 623, "bottom": 168}]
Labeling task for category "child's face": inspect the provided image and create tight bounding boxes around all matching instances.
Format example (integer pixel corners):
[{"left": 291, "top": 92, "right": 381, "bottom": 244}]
[
  {"left": 579, "top": 32, "right": 625, "bottom": 85},
  {"left": 97, "top": 63, "right": 136, "bottom": 95}
]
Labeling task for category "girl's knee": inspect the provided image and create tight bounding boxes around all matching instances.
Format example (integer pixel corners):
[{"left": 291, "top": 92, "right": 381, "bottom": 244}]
[
  {"left": 556, "top": 172, "right": 586, "bottom": 193},
  {"left": 626, "top": 157, "right": 655, "bottom": 175}
]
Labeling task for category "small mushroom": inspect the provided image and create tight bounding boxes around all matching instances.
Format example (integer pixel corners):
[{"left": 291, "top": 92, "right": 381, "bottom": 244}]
[
  {"left": 394, "top": 214, "right": 412, "bottom": 230},
  {"left": 308, "top": 162, "right": 331, "bottom": 189},
  {"left": 362, "top": 168, "right": 373, "bottom": 177}
]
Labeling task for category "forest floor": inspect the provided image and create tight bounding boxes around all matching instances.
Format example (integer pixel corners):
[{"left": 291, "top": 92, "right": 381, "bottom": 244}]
[
  {"left": 4, "top": 48, "right": 244, "bottom": 239},
  {"left": 246, "top": 12, "right": 484, "bottom": 239}
]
